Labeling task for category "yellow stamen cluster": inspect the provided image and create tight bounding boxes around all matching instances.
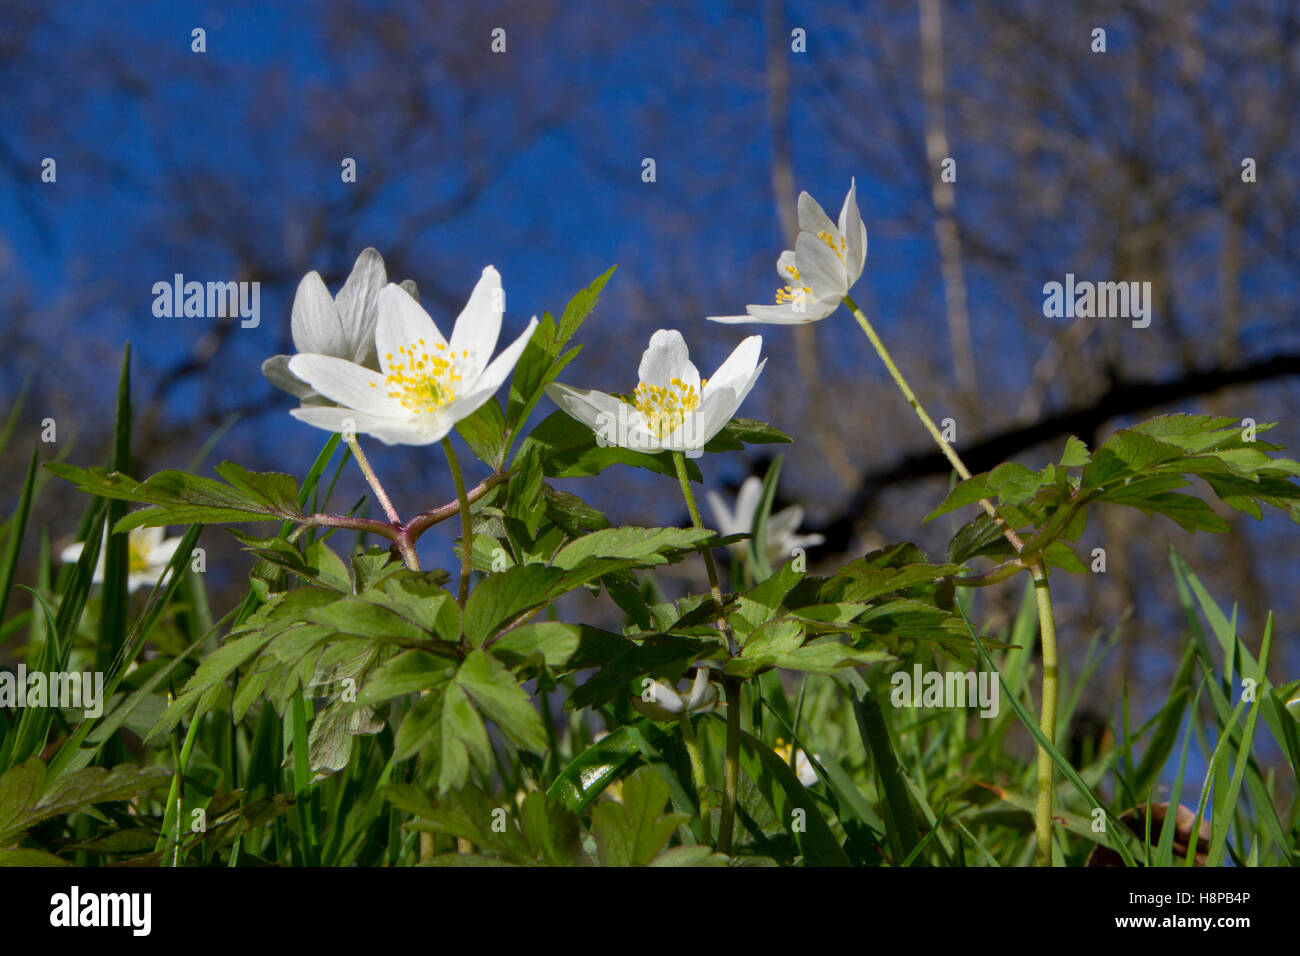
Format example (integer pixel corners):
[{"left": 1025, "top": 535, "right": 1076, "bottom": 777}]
[
  {"left": 817, "top": 229, "right": 847, "bottom": 263},
  {"left": 633, "top": 376, "right": 702, "bottom": 436},
  {"left": 372, "top": 339, "right": 466, "bottom": 413},
  {"left": 127, "top": 538, "right": 152, "bottom": 574},
  {"left": 775, "top": 261, "right": 812, "bottom": 305}
]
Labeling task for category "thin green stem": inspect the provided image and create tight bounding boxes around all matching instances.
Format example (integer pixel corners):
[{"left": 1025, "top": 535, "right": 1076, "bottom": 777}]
[
  {"left": 679, "top": 713, "right": 713, "bottom": 846},
  {"left": 841, "top": 294, "right": 1025, "bottom": 550},
  {"left": 443, "top": 437, "right": 473, "bottom": 608},
  {"left": 670, "top": 450, "right": 741, "bottom": 854},
  {"left": 670, "top": 451, "right": 732, "bottom": 649},
  {"left": 345, "top": 435, "right": 401, "bottom": 526},
  {"left": 841, "top": 292, "right": 1067, "bottom": 866},
  {"left": 717, "top": 677, "right": 742, "bottom": 855},
  {"left": 1031, "top": 564, "right": 1059, "bottom": 866}
]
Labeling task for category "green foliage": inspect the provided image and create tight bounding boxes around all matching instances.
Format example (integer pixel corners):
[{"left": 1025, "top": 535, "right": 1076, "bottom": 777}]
[
  {"left": 15, "top": 270, "right": 1300, "bottom": 870},
  {"left": 929, "top": 414, "right": 1300, "bottom": 571}
]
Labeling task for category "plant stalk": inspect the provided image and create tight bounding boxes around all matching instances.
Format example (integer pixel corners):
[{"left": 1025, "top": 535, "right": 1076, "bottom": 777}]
[
  {"left": 841, "top": 292, "right": 1063, "bottom": 865},
  {"left": 443, "top": 437, "right": 474, "bottom": 608},
  {"left": 345, "top": 436, "right": 401, "bottom": 526},
  {"left": 717, "top": 677, "right": 742, "bottom": 855},
  {"left": 671, "top": 451, "right": 732, "bottom": 651},
  {"left": 1031, "top": 563, "right": 1059, "bottom": 866},
  {"left": 679, "top": 713, "right": 713, "bottom": 846}
]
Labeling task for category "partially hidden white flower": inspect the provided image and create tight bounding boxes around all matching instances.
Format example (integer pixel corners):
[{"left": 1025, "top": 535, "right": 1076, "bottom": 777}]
[
  {"left": 262, "top": 248, "right": 391, "bottom": 402},
  {"left": 59, "top": 526, "right": 184, "bottom": 593},
  {"left": 708, "top": 179, "right": 866, "bottom": 325},
  {"left": 285, "top": 266, "right": 538, "bottom": 446},
  {"left": 544, "top": 329, "right": 765, "bottom": 456},
  {"left": 632, "top": 668, "right": 719, "bottom": 722},
  {"left": 706, "top": 476, "right": 825, "bottom": 565},
  {"left": 773, "top": 737, "right": 820, "bottom": 787}
]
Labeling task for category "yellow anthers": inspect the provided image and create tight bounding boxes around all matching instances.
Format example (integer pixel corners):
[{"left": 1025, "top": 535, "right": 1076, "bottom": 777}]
[
  {"left": 383, "top": 340, "right": 463, "bottom": 413},
  {"left": 784, "top": 263, "right": 802, "bottom": 282},
  {"left": 127, "top": 538, "right": 152, "bottom": 574},
  {"left": 632, "top": 375, "right": 701, "bottom": 436},
  {"left": 817, "top": 229, "right": 847, "bottom": 262},
  {"left": 775, "top": 284, "right": 812, "bottom": 304}
]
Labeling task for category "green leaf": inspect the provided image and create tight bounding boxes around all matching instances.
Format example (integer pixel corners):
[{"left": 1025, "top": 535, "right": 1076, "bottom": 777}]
[
  {"left": 456, "top": 398, "right": 508, "bottom": 470},
  {"left": 591, "top": 768, "right": 689, "bottom": 866},
  {"left": 463, "top": 564, "right": 564, "bottom": 646},
  {"left": 541, "top": 484, "right": 609, "bottom": 537},
  {"left": 739, "top": 732, "right": 851, "bottom": 866},
  {"left": 546, "top": 725, "right": 645, "bottom": 812},
  {"left": 489, "top": 621, "right": 581, "bottom": 672},
  {"left": 521, "top": 411, "right": 698, "bottom": 481},
  {"left": 1060, "top": 435, "right": 1092, "bottom": 468},
  {"left": 551, "top": 527, "right": 715, "bottom": 571},
  {"left": 557, "top": 265, "right": 616, "bottom": 343},
  {"left": 46, "top": 461, "right": 304, "bottom": 530},
  {"left": 925, "top": 474, "right": 993, "bottom": 521},
  {"left": 730, "top": 561, "right": 805, "bottom": 640},
  {"left": 0, "top": 758, "right": 171, "bottom": 846},
  {"left": 567, "top": 635, "right": 710, "bottom": 710},
  {"left": 702, "top": 417, "right": 794, "bottom": 452},
  {"left": 456, "top": 649, "right": 548, "bottom": 754}
]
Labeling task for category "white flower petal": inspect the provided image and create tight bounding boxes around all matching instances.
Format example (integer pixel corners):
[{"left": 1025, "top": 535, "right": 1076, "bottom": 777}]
[
  {"left": 632, "top": 679, "right": 685, "bottom": 720},
  {"left": 838, "top": 179, "right": 868, "bottom": 284},
  {"left": 147, "top": 536, "right": 183, "bottom": 567},
  {"left": 290, "top": 405, "right": 447, "bottom": 446},
  {"left": 795, "top": 231, "right": 848, "bottom": 298},
  {"left": 690, "top": 356, "right": 767, "bottom": 449},
  {"left": 637, "top": 329, "right": 693, "bottom": 389},
  {"left": 776, "top": 249, "right": 800, "bottom": 282},
  {"left": 127, "top": 572, "right": 156, "bottom": 594},
  {"left": 735, "top": 476, "right": 764, "bottom": 526},
  {"left": 448, "top": 266, "right": 504, "bottom": 379},
  {"left": 288, "top": 354, "right": 397, "bottom": 416},
  {"left": 796, "top": 190, "right": 837, "bottom": 238},
  {"left": 334, "top": 248, "right": 387, "bottom": 367},
  {"left": 460, "top": 315, "right": 538, "bottom": 407},
  {"left": 262, "top": 355, "right": 314, "bottom": 399},
  {"left": 545, "top": 383, "right": 626, "bottom": 436},
  {"left": 376, "top": 284, "right": 447, "bottom": 375},
  {"left": 705, "top": 312, "right": 765, "bottom": 324},
  {"left": 60, "top": 541, "right": 86, "bottom": 564},
  {"left": 701, "top": 336, "right": 763, "bottom": 400},
  {"left": 291, "top": 271, "right": 347, "bottom": 356},
  {"left": 682, "top": 668, "right": 717, "bottom": 711},
  {"left": 766, "top": 504, "right": 804, "bottom": 542},
  {"left": 706, "top": 489, "right": 737, "bottom": 535}
]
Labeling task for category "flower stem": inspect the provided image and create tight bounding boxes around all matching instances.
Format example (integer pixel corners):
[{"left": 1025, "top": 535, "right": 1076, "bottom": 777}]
[
  {"left": 1032, "top": 564, "right": 1059, "bottom": 866},
  {"left": 670, "top": 450, "right": 741, "bottom": 855},
  {"left": 717, "top": 677, "right": 742, "bottom": 855},
  {"left": 442, "top": 437, "right": 474, "bottom": 608},
  {"left": 405, "top": 472, "right": 509, "bottom": 538},
  {"left": 679, "top": 713, "right": 713, "bottom": 846},
  {"left": 345, "top": 435, "right": 401, "bottom": 526},
  {"left": 670, "top": 451, "right": 732, "bottom": 651},
  {"left": 840, "top": 292, "right": 1063, "bottom": 865}
]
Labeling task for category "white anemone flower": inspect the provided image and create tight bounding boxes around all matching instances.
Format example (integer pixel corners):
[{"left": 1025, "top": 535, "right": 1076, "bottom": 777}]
[
  {"left": 262, "top": 248, "right": 391, "bottom": 402},
  {"left": 774, "top": 738, "right": 820, "bottom": 787},
  {"left": 708, "top": 179, "right": 867, "bottom": 325},
  {"left": 706, "top": 476, "right": 825, "bottom": 565},
  {"left": 544, "top": 329, "right": 765, "bottom": 457},
  {"left": 632, "top": 668, "right": 719, "bottom": 722},
  {"left": 284, "top": 266, "right": 538, "bottom": 446},
  {"left": 60, "top": 526, "right": 184, "bottom": 593}
]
